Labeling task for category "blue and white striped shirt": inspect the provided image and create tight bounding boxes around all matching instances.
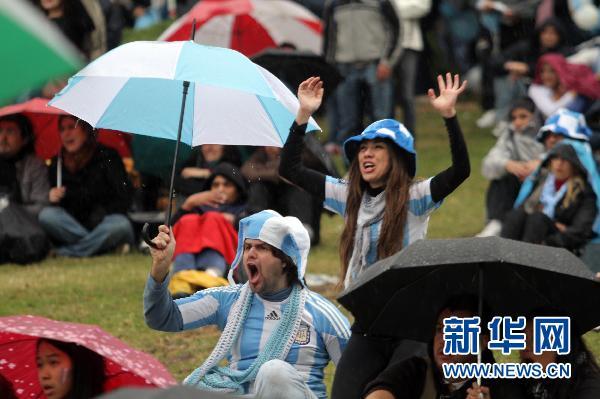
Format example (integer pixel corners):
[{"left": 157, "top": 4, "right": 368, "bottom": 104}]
[
  {"left": 324, "top": 175, "right": 441, "bottom": 268},
  {"left": 144, "top": 277, "right": 350, "bottom": 398}
]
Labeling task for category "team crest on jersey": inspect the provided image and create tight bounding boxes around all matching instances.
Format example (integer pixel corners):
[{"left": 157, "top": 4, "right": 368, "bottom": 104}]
[{"left": 294, "top": 323, "right": 311, "bottom": 345}]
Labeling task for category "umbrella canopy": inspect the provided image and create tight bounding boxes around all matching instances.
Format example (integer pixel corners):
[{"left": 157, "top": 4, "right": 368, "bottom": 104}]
[
  {"left": 159, "top": 0, "right": 322, "bottom": 57},
  {"left": 0, "top": 315, "right": 176, "bottom": 398},
  {"left": 252, "top": 49, "right": 342, "bottom": 100},
  {"left": 0, "top": 0, "right": 82, "bottom": 103},
  {"left": 49, "top": 40, "right": 320, "bottom": 147},
  {"left": 337, "top": 237, "right": 600, "bottom": 341},
  {"left": 0, "top": 98, "right": 131, "bottom": 159}
]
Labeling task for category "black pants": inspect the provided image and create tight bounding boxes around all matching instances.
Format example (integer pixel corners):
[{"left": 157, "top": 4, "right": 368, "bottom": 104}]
[
  {"left": 486, "top": 175, "right": 521, "bottom": 221},
  {"left": 331, "top": 331, "right": 426, "bottom": 399},
  {"left": 501, "top": 209, "right": 557, "bottom": 244}
]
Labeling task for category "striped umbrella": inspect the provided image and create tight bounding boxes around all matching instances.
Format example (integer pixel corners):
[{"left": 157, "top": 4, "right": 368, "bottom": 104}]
[
  {"left": 159, "top": 0, "right": 322, "bottom": 57},
  {"left": 0, "top": 0, "right": 82, "bottom": 103},
  {"left": 49, "top": 40, "right": 319, "bottom": 243}
]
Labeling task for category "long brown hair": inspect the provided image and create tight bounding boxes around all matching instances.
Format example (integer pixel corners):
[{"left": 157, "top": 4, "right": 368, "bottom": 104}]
[{"left": 338, "top": 141, "right": 412, "bottom": 284}]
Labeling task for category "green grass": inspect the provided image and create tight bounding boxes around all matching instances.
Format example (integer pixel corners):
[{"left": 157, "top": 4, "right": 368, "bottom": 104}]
[{"left": 1, "top": 102, "right": 598, "bottom": 386}]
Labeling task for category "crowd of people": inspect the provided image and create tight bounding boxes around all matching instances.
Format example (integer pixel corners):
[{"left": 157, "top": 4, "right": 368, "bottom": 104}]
[{"left": 1, "top": 0, "right": 600, "bottom": 398}]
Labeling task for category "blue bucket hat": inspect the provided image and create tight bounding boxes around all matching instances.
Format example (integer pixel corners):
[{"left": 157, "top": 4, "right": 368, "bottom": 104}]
[
  {"left": 343, "top": 119, "right": 416, "bottom": 177},
  {"left": 537, "top": 108, "right": 592, "bottom": 143}
]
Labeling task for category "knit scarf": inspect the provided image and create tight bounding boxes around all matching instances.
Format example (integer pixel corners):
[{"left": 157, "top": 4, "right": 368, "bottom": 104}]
[
  {"left": 540, "top": 174, "right": 568, "bottom": 219},
  {"left": 344, "top": 190, "right": 386, "bottom": 288},
  {"left": 183, "top": 283, "right": 307, "bottom": 394}
]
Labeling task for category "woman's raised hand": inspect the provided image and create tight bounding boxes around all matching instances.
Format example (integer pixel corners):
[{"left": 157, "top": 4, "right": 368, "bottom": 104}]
[
  {"left": 296, "top": 77, "right": 324, "bottom": 125},
  {"left": 427, "top": 73, "right": 467, "bottom": 118}
]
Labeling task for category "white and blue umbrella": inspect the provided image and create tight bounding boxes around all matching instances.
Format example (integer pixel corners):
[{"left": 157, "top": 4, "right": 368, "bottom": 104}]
[
  {"left": 49, "top": 40, "right": 319, "bottom": 146},
  {"left": 49, "top": 40, "right": 319, "bottom": 243}
]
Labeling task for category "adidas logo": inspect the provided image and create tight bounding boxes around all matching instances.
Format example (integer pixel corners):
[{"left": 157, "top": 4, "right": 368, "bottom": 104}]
[{"left": 265, "top": 310, "right": 280, "bottom": 321}]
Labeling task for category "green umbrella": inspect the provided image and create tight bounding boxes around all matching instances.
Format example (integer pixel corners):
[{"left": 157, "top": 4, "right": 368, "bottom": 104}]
[{"left": 0, "top": 0, "right": 82, "bottom": 103}]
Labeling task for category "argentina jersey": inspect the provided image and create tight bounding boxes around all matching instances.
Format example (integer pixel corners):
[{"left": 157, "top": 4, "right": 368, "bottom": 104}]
[
  {"left": 324, "top": 175, "right": 441, "bottom": 266},
  {"left": 175, "top": 284, "right": 350, "bottom": 398}
]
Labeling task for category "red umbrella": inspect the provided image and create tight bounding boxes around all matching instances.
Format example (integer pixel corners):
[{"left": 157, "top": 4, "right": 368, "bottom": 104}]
[
  {"left": 0, "top": 98, "right": 132, "bottom": 160},
  {"left": 158, "top": 0, "right": 322, "bottom": 58},
  {"left": 0, "top": 315, "right": 176, "bottom": 398}
]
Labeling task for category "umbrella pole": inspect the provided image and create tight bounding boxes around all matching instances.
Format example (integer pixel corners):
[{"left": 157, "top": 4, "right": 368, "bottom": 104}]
[
  {"left": 141, "top": 80, "right": 190, "bottom": 249},
  {"left": 477, "top": 266, "right": 483, "bottom": 391},
  {"left": 165, "top": 80, "right": 190, "bottom": 226}
]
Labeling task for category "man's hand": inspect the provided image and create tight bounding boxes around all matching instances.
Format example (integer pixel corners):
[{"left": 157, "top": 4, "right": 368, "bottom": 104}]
[
  {"left": 505, "top": 160, "right": 531, "bottom": 181},
  {"left": 49, "top": 186, "right": 66, "bottom": 203},
  {"left": 466, "top": 382, "right": 491, "bottom": 399},
  {"left": 427, "top": 73, "right": 467, "bottom": 118},
  {"left": 181, "top": 191, "right": 223, "bottom": 211},
  {"left": 504, "top": 61, "right": 529, "bottom": 78},
  {"left": 150, "top": 225, "right": 176, "bottom": 283},
  {"left": 296, "top": 77, "right": 324, "bottom": 125},
  {"left": 376, "top": 62, "right": 392, "bottom": 81}
]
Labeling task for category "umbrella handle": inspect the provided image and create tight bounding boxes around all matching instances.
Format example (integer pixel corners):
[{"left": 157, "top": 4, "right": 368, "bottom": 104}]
[{"left": 141, "top": 223, "right": 159, "bottom": 250}]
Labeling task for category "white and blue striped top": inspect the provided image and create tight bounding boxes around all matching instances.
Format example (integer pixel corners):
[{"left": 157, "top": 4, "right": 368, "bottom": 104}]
[
  {"left": 144, "top": 277, "right": 350, "bottom": 398},
  {"left": 324, "top": 175, "right": 441, "bottom": 267}
]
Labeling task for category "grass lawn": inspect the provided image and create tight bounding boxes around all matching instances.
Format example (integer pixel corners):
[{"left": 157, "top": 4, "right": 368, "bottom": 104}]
[{"left": 2, "top": 99, "right": 599, "bottom": 388}]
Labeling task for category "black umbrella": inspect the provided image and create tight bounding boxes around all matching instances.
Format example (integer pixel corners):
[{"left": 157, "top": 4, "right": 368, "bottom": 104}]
[
  {"left": 337, "top": 237, "right": 600, "bottom": 341},
  {"left": 99, "top": 386, "right": 236, "bottom": 398},
  {"left": 251, "top": 49, "right": 343, "bottom": 101}
]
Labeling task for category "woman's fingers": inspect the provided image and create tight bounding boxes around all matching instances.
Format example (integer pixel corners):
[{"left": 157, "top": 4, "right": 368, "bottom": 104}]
[
  {"left": 446, "top": 72, "right": 452, "bottom": 89},
  {"left": 437, "top": 74, "right": 445, "bottom": 91},
  {"left": 427, "top": 88, "right": 436, "bottom": 101}
]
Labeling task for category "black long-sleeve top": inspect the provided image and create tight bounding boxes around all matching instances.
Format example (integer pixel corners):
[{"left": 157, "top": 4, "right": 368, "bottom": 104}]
[{"left": 279, "top": 116, "right": 470, "bottom": 204}]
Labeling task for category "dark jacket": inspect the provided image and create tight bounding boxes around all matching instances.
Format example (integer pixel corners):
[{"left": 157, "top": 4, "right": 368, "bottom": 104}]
[
  {"left": 514, "top": 368, "right": 600, "bottom": 399},
  {"left": 48, "top": 144, "right": 132, "bottom": 230},
  {"left": 363, "top": 354, "right": 519, "bottom": 399},
  {"left": 491, "top": 18, "right": 572, "bottom": 77},
  {"left": 524, "top": 144, "right": 597, "bottom": 250}
]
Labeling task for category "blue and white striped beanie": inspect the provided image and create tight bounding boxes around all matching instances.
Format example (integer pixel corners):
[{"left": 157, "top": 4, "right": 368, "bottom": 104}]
[
  {"left": 537, "top": 108, "right": 592, "bottom": 143},
  {"left": 227, "top": 210, "right": 310, "bottom": 287}
]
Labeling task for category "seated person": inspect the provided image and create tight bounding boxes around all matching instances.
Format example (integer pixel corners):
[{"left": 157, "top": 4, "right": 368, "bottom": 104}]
[
  {"left": 144, "top": 210, "right": 350, "bottom": 398},
  {"left": 0, "top": 114, "right": 49, "bottom": 217},
  {"left": 241, "top": 146, "right": 319, "bottom": 243},
  {"left": 175, "top": 144, "right": 241, "bottom": 197},
  {"left": 363, "top": 295, "right": 517, "bottom": 399},
  {"left": 0, "top": 114, "right": 50, "bottom": 263},
  {"left": 39, "top": 115, "right": 134, "bottom": 257},
  {"left": 478, "top": 98, "right": 544, "bottom": 237},
  {"left": 470, "top": 312, "right": 600, "bottom": 399},
  {"left": 502, "top": 143, "right": 597, "bottom": 252},
  {"left": 528, "top": 53, "right": 600, "bottom": 119},
  {"left": 171, "top": 163, "right": 248, "bottom": 286}
]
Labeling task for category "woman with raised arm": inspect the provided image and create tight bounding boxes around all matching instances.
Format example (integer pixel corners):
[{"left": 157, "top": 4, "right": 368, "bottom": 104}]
[{"left": 279, "top": 73, "right": 471, "bottom": 398}]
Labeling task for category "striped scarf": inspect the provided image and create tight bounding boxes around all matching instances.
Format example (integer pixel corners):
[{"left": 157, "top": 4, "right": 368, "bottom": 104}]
[{"left": 183, "top": 283, "right": 307, "bottom": 394}]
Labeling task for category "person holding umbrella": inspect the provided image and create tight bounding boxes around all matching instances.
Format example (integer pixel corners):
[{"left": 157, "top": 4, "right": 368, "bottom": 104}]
[
  {"left": 467, "top": 311, "right": 600, "bottom": 399},
  {"left": 279, "top": 73, "right": 470, "bottom": 397},
  {"left": 36, "top": 338, "right": 106, "bottom": 399},
  {"left": 38, "top": 115, "right": 134, "bottom": 257},
  {"left": 364, "top": 295, "right": 517, "bottom": 399},
  {"left": 144, "top": 210, "right": 350, "bottom": 398}
]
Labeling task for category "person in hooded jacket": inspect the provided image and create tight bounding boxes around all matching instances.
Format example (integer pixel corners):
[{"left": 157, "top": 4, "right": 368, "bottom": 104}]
[
  {"left": 0, "top": 114, "right": 50, "bottom": 264},
  {"left": 144, "top": 210, "right": 350, "bottom": 398},
  {"left": 170, "top": 163, "right": 248, "bottom": 281},
  {"left": 477, "top": 98, "right": 545, "bottom": 237},
  {"left": 38, "top": 115, "right": 134, "bottom": 257},
  {"left": 488, "top": 18, "right": 573, "bottom": 123},
  {"left": 501, "top": 142, "right": 597, "bottom": 252}
]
